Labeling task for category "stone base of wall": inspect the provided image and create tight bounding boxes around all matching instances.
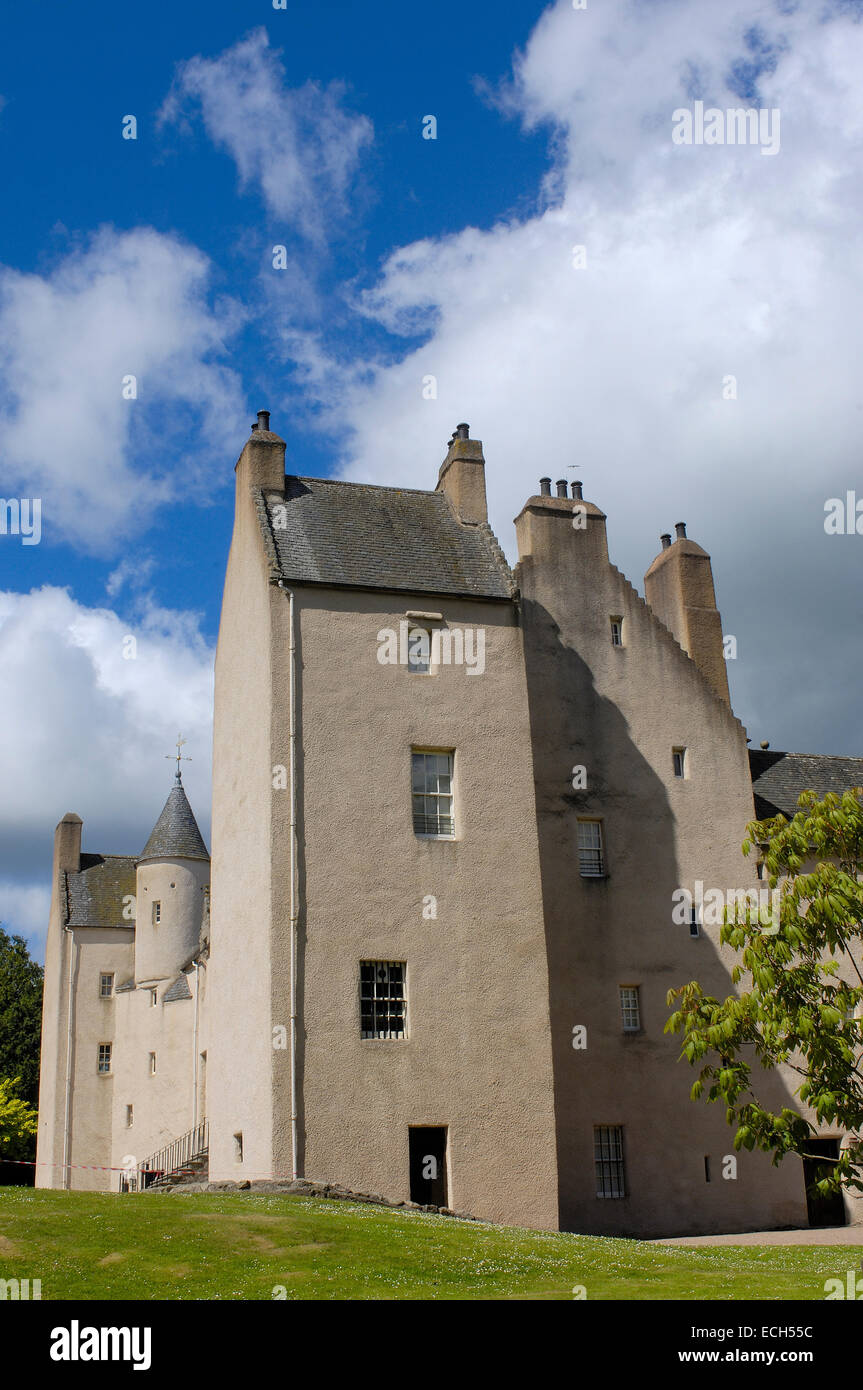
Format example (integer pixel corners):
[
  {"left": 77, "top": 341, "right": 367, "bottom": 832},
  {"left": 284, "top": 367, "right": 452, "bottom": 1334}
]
[{"left": 147, "top": 1175, "right": 479, "bottom": 1221}]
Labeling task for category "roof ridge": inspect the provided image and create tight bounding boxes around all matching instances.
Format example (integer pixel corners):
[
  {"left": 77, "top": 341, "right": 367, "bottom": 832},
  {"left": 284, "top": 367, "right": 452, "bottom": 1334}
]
[{"left": 284, "top": 475, "right": 448, "bottom": 499}]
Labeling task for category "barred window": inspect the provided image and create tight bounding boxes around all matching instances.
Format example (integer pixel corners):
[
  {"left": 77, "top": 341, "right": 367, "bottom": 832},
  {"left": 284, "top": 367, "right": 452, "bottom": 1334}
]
[
  {"left": 619, "top": 986, "right": 641, "bottom": 1032},
  {"left": 98, "top": 1043, "right": 112, "bottom": 1075},
  {"left": 595, "top": 1125, "right": 625, "bottom": 1198},
  {"left": 412, "top": 751, "right": 454, "bottom": 837},
  {"left": 360, "top": 961, "right": 407, "bottom": 1039},
  {"left": 99, "top": 973, "right": 114, "bottom": 998},
  {"left": 578, "top": 819, "right": 604, "bottom": 877}
]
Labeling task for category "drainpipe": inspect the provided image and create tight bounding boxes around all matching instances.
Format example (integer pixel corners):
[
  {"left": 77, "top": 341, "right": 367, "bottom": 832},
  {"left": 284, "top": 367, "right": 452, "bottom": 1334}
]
[
  {"left": 277, "top": 580, "right": 300, "bottom": 1180},
  {"left": 62, "top": 927, "right": 77, "bottom": 1190},
  {"left": 192, "top": 959, "right": 200, "bottom": 1128}
]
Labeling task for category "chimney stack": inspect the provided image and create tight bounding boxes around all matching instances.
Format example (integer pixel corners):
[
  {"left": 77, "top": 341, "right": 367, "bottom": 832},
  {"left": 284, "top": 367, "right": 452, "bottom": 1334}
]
[
  {"left": 436, "top": 424, "right": 488, "bottom": 524},
  {"left": 234, "top": 407, "right": 285, "bottom": 493},
  {"left": 644, "top": 523, "right": 730, "bottom": 705}
]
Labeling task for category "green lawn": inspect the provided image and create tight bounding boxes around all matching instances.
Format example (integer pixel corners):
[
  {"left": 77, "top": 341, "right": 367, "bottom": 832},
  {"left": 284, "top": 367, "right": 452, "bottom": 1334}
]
[{"left": 0, "top": 1187, "right": 858, "bottom": 1301}]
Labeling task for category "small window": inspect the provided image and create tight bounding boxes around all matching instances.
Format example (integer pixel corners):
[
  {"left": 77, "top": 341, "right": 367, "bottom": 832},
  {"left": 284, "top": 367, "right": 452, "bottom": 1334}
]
[
  {"left": 689, "top": 906, "right": 700, "bottom": 938},
  {"left": 149, "top": 1052, "right": 157, "bottom": 1075},
  {"left": 619, "top": 986, "right": 641, "bottom": 1033},
  {"left": 360, "top": 961, "right": 407, "bottom": 1039},
  {"left": 233, "top": 1132, "right": 244, "bottom": 1163},
  {"left": 407, "top": 627, "right": 431, "bottom": 675},
  {"left": 126, "top": 1104, "right": 134, "bottom": 1128},
  {"left": 150, "top": 989, "right": 158, "bottom": 1007},
  {"left": 704, "top": 1155, "right": 711, "bottom": 1183},
  {"left": 99, "top": 973, "right": 114, "bottom": 998},
  {"left": 610, "top": 617, "right": 623, "bottom": 647},
  {"left": 594, "top": 1125, "right": 625, "bottom": 1198},
  {"left": 98, "top": 1043, "right": 112, "bottom": 1075},
  {"left": 152, "top": 901, "right": 161, "bottom": 924},
  {"left": 672, "top": 747, "right": 686, "bottom": 779},
  {"left": 412, "top": 750, "right": 454, "bottom": 837},
  {"left": 577, "top": 819, "right": 605, "bottom": 877}
]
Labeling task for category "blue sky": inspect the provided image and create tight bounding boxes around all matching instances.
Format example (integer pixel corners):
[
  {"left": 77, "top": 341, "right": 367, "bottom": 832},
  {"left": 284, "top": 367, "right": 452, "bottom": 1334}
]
[{"left": 3, "top": 0, "right": 863, "bottom": 957}]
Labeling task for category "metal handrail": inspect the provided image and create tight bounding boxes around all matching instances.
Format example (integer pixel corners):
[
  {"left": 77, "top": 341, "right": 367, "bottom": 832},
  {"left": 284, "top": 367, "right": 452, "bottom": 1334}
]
[{"left": 120, "top": 1119, "right": 208, "bottom": 1191}]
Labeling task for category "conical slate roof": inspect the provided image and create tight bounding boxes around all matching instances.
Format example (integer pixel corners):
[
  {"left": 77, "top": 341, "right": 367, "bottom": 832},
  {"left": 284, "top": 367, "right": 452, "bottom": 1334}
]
[{"left": 138, "top": 779, "right": 209, "bottom": 864}]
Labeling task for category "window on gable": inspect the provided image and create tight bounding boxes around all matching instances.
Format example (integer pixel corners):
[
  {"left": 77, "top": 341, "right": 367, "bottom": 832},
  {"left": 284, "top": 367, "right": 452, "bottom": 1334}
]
[
  {"left": 412, "top": 750, "right": 454, "bottom": 837},
  {"left": 594, "top": 1125, "right": 626, "bottom": 1198},
  {"left": 360, "top": 961, "right": 407, "bottom": 1040},
  {"left": 577, "top": 819, "right": 605, "bottom": 877},
  {"left": 619, "top": 986, "right": 641, "bottom": 1033},
  {"left": 610, "top": 617, "right": 623, "bottom": 647}
]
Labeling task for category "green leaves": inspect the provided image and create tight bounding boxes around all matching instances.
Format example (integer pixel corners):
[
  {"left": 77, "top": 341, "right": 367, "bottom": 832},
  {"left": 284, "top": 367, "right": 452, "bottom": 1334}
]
[{"left": 669, "top": 787, "right": 863, "bottom": 1195}]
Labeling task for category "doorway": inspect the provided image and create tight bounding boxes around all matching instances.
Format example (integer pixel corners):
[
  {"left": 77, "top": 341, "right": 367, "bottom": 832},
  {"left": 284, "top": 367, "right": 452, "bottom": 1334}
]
[
  {"left": 802, "top": 1138, "right": 846, "bottom": 1227},
  {"left": 409, "top": 1126, "right": 448, "bottom": 1207}
]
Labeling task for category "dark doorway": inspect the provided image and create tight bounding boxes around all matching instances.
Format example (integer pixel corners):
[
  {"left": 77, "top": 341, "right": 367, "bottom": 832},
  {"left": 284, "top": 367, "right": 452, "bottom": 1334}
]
[
  {"left": 409, "top": 1126, "right": 448, "bottom": 1207},
  {"left": 802, "top": 1139, "right": 846, "bottom": 1228}
]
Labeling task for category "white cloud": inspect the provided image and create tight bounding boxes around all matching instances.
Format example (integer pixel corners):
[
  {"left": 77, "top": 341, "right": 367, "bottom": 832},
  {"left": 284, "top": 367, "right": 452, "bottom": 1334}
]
[
  {"left": 0, "top": 227, "right": 245, "bottom": 551},
  {"left": 299, "top": 0, "right": 863, "bottom": 754},
  {"left": 160, "top": 27, "right": 373, "bottom": 242},
  {"left": 0, "top": 587, "right": 213, "bottom": 959}
]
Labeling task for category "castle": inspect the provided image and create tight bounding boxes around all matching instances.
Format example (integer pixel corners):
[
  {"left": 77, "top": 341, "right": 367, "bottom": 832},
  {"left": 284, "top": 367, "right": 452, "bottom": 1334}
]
[{"left": 36, "top": 413, "right": 863, "bottom": 1236}]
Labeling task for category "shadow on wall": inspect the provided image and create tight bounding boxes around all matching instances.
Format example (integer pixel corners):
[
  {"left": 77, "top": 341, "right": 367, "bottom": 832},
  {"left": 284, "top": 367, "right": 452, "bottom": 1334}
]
[{"left": 520, "top": 597, "right": 806, "bottom": 1239}]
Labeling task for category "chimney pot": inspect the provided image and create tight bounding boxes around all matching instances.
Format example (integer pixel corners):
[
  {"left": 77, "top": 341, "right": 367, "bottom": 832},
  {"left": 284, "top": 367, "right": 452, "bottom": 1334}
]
[
  {"left": 455, "top": 422, "right": 470, "bottom": 440},
  {"left": 257, "top": 409, "right": 271, "bottom": 433},
  {"left": 556, "top": 479, "right": 568, "bottom": 497},
  {"left": 571, "top": 480, "right": 583, "bottom": 501},
  {"left": 675, "top": 521, "right": 687, "bottom": 540},
  {"left": 251, "top": 422, "right": 259, "bottom": 431},
  {"left": 539, "top": 477, "right": 552, "bottom": 496},
  {"left": 660, "top": 533, "right": 671, "bottom": 550}
]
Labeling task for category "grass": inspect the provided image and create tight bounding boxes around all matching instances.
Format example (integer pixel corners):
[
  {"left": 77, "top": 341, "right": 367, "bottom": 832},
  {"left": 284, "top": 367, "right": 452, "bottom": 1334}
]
[{"left": 0, "top": 1187, "right": 859, "bottom": 1301}]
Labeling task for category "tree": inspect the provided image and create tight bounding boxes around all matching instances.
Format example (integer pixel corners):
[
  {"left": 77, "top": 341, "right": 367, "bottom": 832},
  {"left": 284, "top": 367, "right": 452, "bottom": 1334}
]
[
  {"left": 0, "top": 924, "right": 43, "bottom": 1107},
  {"left": 0, "top": 1076, "right": 38, "bottom": 1161},
  {"left": 667, "top": 788, "right": 863, "bottom": 1197}
]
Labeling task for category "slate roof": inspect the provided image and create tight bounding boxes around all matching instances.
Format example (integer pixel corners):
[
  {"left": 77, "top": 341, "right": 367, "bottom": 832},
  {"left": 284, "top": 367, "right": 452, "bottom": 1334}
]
[
  {"left": 749, "top": 750, "right": 863, "bottom": 820},
  {"left": 64, "top": 854, "right": 137, "bottom": 929},
  {"left": 259, "top": 477, "right": 514, "bottom": 599},
  {"left": 139, "top": 781, "right": 209, "bottom": 864},
  {"left": 162, "top": 974, "right": 193, "bottom": 1003}
]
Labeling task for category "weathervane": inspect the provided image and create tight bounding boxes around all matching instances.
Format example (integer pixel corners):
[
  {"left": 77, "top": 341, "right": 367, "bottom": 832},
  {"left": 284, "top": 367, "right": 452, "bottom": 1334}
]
[{"left": 166, "top": 734, "right": 191, "bottom": 784}]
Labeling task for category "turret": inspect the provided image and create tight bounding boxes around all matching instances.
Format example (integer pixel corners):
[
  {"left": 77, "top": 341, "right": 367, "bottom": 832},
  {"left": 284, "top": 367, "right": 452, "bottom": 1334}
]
[
  {"left": 134, "top": 775, "right": 209, "bottom": 982},
  {"left": 644, "top": 522, "right": 730, "bottom": 705}
]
